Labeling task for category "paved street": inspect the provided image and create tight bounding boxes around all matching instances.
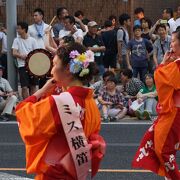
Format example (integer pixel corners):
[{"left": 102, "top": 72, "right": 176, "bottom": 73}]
[{"left": 0, "top": 120, "right": 177, "bottom": 180}]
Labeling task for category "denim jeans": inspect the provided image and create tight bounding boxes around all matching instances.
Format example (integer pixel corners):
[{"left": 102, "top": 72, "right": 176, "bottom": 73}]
[
  {"left": 139, "top": 98, "right": 157, "bottom": 115},
  {"left": 97, "top": 64, "right": 105, "bottom": 76},
  {"left": 133, "top": 67, "right": 148, "bottom": 82}
]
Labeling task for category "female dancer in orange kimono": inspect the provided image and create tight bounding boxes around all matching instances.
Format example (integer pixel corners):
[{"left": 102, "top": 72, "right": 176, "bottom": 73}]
[
  {"left": 16, "top": 43, "right": 106, "bottom": 180},
  {"left": 132, "top": 29, "right": 180, "bottom": 180}
]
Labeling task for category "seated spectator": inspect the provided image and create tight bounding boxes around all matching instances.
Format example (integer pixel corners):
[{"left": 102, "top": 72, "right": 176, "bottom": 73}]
[
  {"left": 120, "top": 69, "right": 144, "bottom": 116},
  {"left": 59, "top": 16, "right": 83, "bottom": 44},
  {"left": 98, "top": 77, "right": 127, "bottom": 122},
  {"left": 135, "top": 74, "right": 157, "bottom": 120},
  {"left": 121, "top": 69, "right": 144, "bottom": 97},
  {"left": 0, "top": 65, "right": 17, "bottom": 121},
  {"left": 90, "top": 70, "right": 115, "bottom": 98}
]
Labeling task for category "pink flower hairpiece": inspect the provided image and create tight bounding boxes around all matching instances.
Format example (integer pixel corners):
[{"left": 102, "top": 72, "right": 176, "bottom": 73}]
[{"left": 69, "top": 50, "right": 94, "bottom": 77}]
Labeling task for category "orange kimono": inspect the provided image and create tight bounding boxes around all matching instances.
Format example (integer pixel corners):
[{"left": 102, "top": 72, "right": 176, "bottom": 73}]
[
  {"left": 132, "top": 60, "right": 180, "bottom": 179},
  {"left": 16, "top": 86, "right": 106, "bottom": 180}
]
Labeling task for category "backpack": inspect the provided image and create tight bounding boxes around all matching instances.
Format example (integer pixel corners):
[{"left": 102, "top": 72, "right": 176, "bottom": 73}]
[
  {"left": 118, "top": 27, "right": 127, "bottom": 45},
  {"left": 102, "top": 29, "right": 118, "bottom": 54},
  {"left": 111, "top": 29, "right": 118, "bottom": 54},
  {"left": 107, "top": 27, "right": 126, "bottom": 54}
]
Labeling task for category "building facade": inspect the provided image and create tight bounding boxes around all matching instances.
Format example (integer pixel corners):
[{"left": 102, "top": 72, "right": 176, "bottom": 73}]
[{"left": 0, "top": 0, "right": 179, "bottom": 26}]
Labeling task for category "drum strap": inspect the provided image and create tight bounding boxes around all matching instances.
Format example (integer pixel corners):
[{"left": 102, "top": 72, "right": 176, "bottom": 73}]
[{"left": 52, "top": 92, "right": 91, "bottom": 180}]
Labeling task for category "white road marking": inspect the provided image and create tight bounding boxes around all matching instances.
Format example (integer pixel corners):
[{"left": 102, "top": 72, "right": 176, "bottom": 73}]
[
  {"left": 102, "top": 122, "right": 152, "bottom": 125},
  {"left": 0, "top": 121, "right": 152, "bottom": 125},
  {"left": 0, "top": 122, "right": 18, "bottom": 125},
  {"left": 0, "top": 172, "right": 33, "bottom": 180},
  {"left": 0, "top": 142, "right": 139, "bottom": 147}
]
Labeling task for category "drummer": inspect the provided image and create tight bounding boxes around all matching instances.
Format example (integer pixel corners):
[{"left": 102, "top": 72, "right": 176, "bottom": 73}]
[
  {"left": 28, "top": 8, "right": 54, "bottom": 49},
  {"left": 45, "top": 29, "right": 75, "bottom": 55},
  {"left": 12, "top": 22, "right": 38, "bottom": 99},
  {"left": 59, "top": 15, "right": 84, "bottom": 44},
  {"left": 28, "top": 8, "right": 55, "bottom": 88}
]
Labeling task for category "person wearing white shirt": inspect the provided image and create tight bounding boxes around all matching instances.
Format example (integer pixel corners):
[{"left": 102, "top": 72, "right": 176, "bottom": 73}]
[
  {"left": 176, "top": 5, "right": 180, "bottom": 27},
  {"left": 28, "top": 8, "right": 54, "bottom": 49},
  {"left": 0, "top": 26, "right": 7, "bottom": 79},
  {"left": 0, "top": 29, "right": 7, "bottom": 54},
  {"left": 59, "top": 16, "right": 83, "bottom": 44},
  {"left": 12, "top": 22, "right": 38, "bottom": 99},
  {"left": 176, "top": 18, "right": 180, "bottom": 28},
  {"left": 162, "top": 8, "right": 177, "bottom": 34},
  {"left": 168, "top": 18, "right": 177, "bottom": 34}
]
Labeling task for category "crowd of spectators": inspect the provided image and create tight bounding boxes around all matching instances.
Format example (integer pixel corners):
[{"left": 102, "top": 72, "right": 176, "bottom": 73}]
[{"left": 0, "top": 5, "right": 180, "bottom": 121}]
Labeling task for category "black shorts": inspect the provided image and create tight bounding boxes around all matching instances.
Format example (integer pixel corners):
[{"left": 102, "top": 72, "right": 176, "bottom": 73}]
[
  {"left": 18, "top": 67, "right": 39, "bottom": 88},
  {"left": 103, "top": 53, "right": 117, "bottom": 68}
]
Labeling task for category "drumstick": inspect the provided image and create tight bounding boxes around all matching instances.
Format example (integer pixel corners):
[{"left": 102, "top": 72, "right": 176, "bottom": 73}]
[
  {"left": 49, "top": 16, "right": 56, "bottom": 27},
  {"left": 45, "top": 16, "right": 56, "bottom": 35}
]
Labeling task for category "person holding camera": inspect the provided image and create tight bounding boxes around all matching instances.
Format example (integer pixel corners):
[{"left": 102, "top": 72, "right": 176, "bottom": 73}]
[{"left": 0, "top": 65, "right": 17, "bottom": 121}]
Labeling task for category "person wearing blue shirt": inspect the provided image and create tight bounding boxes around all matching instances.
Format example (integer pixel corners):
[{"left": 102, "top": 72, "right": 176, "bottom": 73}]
[{"left": 126, "top": 25, "right": 153, "bottom": 82}]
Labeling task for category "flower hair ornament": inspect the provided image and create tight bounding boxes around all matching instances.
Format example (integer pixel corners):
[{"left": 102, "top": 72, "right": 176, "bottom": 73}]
[{"left": 69, "top": 50, "right": 94, "bottom": 77}]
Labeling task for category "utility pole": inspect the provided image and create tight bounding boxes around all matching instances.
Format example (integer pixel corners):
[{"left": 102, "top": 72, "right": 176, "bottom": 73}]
[{"left": 6, "top": 0, "right": 18, "bottom": 90}]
